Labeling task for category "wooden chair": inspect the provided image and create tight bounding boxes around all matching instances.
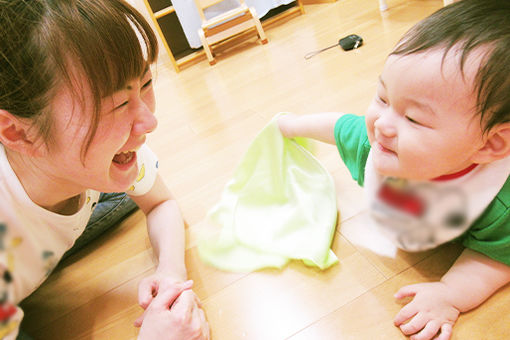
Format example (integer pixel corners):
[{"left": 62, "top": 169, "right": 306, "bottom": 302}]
[
  {"left": 379, "top": 0, "right": 453, "bottom": 11},
  {"left": 194, "top": 0, "right": 268, "bottom": 65}
]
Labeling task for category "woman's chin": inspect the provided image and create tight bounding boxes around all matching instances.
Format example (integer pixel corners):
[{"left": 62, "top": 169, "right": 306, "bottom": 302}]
[{"left": 108, "top": 167, "right": 138, "bottom": 192}]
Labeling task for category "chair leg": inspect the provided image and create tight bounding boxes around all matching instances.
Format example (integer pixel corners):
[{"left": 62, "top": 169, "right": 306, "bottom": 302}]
[
  {"left": 379, "top": 0, "right": 388, "bottom": 11},
  {"left": 198, "top": 29, "right": 216, "bottom": 65},
  {"left": 249, "top": 8, "right": 267, "bottom": 44}
]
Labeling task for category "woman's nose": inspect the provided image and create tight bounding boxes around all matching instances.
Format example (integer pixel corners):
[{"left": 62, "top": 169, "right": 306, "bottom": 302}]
[{"left": 132, "top": 104, "right": 158, "bottom": 136}]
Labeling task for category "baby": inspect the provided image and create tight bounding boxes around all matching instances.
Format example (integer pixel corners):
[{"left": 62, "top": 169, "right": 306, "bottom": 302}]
[{"left": 278, "top": 0, "right": 510, "bottom": 339}]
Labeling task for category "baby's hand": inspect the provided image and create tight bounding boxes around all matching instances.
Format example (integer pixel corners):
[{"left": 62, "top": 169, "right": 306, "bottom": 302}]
[
  {"left": 394, "top": 282, "right": 460, "bottom": 340},
  {"left": 277, "top": 114, "right": 298, "bottom": 138}
]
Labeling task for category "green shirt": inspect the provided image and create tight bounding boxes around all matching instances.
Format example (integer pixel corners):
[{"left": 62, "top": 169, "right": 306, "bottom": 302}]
[{"left": 334, "top": 114, "right": 510, "bottom": 265}]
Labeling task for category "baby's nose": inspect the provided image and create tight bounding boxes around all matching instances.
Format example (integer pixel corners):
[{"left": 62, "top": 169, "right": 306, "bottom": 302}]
[{"left": 374, "top": 113, "right": 397, "bottom": 138}]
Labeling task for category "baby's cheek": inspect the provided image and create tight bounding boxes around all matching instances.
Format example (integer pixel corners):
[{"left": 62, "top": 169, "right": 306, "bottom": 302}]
[
  {"left": 365, "top": 123, "right": 375, "bottom": 144},
  {"left": 364, "top": 111, "right": 376, "bottom": 139}
]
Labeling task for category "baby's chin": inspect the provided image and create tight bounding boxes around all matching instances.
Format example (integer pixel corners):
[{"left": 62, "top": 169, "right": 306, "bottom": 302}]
[
  {"left": 373, "top": 165, "right": 429, "bottom": 180},
  {"left": 376, "top": 169, "right": 401, "bottom": 178},
  {"left": 372, "top": 161, "right": 398, "bottom": 177},
  {"left": 379, "top": 171, "right": 436, "bottom": 182}
]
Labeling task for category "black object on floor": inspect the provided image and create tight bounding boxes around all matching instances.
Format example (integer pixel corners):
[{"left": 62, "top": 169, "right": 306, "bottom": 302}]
[{"left": 304, "top": 34, "right": 363, "bottom": 59}]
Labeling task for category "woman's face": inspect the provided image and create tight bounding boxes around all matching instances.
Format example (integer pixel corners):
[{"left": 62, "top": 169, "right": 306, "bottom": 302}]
[{"left": 42, "top": 63, "right": 157, "bottom": 194}]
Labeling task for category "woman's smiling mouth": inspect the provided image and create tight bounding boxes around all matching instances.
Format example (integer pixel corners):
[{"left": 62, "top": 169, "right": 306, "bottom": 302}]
[{"left": 112, "top": 150, "right": 138, "bottom": 170}]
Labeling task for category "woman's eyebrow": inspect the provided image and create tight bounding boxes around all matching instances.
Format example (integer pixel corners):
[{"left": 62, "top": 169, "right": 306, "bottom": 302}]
[
  {"left": 126, "top": 65, "right": 150, "bottom": 90},
  {"left": 142, "top": 64, "right": 149, "bottom": 76}
]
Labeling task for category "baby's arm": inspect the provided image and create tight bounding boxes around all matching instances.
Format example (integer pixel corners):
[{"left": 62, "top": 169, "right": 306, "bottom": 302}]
[
  {"left": 394, "top": 248, "right": 510, "bottom": 340},
  {"left": 278, "top": 112, "right": 344, "bottom": 144}
]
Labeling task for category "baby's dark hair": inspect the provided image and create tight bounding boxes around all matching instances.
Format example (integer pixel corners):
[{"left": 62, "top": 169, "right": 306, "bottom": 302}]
[
  {"left": 0, "top": 0, "right": 158, "bottom": 155},
  {"left": 391, "top": 0, "right": 510, "bottom": 134}
]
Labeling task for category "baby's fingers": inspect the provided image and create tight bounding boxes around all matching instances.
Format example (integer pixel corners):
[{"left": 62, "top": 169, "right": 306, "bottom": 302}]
[
  {"left": 409, "top": 320, "right": 440, "bottom": 340},
  {"left": 436, "top": 323, "right": 453, "bottom": 340},
  {"left": 134, "top": 309, "right": 148, "bottom": 328},
  {"left": 394, "top": 300, "right": 419, "bottom": 326},
  {"left": 394, "top": 284, "right": 419, "bottom": 300},
  {"left": 398, "top": 312, "right": 428, "bottom": 335}
]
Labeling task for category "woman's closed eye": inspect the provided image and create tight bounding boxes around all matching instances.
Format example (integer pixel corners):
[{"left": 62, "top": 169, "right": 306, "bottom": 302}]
[
  {"left": 114, "top": 101, "right": 129, "bottom": 110},
  {"left": 113, "top": 79, "right": 152, "bottom": 111},
  {"left": 142, "top": 78, "right": 152, "bottom": 89}
]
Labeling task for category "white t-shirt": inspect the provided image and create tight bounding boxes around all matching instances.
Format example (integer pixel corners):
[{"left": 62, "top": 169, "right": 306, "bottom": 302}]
[{"left": 0, "top": 143, "right": 158, "bottom": 339}]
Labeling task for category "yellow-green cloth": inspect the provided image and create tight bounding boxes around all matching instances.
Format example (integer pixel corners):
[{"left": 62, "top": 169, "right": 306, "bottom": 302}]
[{"left": 198, "top": 114, "right": 338, "bottom": 272}]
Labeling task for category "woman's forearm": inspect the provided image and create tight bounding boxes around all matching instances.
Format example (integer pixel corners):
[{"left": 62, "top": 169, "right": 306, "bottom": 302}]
[{"left": 146, "top": 199, "right": 187, "bottom": 280}]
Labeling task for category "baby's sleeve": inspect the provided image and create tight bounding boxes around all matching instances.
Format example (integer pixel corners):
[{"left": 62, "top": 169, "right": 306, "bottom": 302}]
[
  {"left": 333, "top": 114, "right": 371, "bottom": 187},
  {"left": 126, "top": 144, "right": 159, "bottom": 196},
  {"left": 462, "top": 180, "right": 510, "bottom": 266}
]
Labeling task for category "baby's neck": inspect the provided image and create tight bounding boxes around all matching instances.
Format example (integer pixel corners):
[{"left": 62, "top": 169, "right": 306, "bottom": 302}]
[{"left": 431, "top": 164, "right": 478, "bottom": 182}]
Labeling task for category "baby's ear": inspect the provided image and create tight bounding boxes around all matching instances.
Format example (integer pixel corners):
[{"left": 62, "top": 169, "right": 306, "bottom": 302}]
[
  {"left": 0, "top": 110, "right": 45, "bottom": 157},
  {"left": 472, "top": 122, "right": 510, "bottom": 164}
]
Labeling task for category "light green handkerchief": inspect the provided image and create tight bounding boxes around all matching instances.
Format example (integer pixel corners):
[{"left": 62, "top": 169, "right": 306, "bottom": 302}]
[{"left": 198, "top": 114, "right": 338, "bottom": 272}]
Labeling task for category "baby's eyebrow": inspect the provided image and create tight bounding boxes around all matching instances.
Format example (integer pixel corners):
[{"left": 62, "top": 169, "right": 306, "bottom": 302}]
[
  {"left": 408, "top": 98, "right": 437, "bottom": 117},
  {"left": 378, "top": 74, "right": 436, "bottom": 116},
  {"left": 378, "top": 75, "right": 386, "bottom": 88}
]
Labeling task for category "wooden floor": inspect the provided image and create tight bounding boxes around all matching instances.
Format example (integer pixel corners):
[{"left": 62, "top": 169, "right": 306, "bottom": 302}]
[{"left": 20, "top": 0, "right": 510, "bottom": 339}]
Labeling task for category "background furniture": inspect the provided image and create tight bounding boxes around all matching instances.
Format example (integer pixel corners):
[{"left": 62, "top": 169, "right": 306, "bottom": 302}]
[
  {"left": 195, "top": 0, "right": 268, "bottom": 65},
  {"left": 144, "top": 0, "right": 304, "bottom": 72},
  {"left": 379, "top": 0, "right": 453, "bottom": 11},
  {"left": 142, "top": 0, "right": 189, "bottom": 72}
]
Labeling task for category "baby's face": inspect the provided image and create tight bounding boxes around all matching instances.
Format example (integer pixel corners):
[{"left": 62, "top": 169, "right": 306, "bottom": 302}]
[{"left": 365, "top": 47, "right": 486, "bottom": 180}]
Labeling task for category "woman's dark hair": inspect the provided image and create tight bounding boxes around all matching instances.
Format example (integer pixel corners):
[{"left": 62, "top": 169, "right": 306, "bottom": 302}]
[
  {"left": 391, "top": 0, "right": 510, "bottom": 133},
  {"left": 0, "top": 0, "right": 158, "bottom": 155}
]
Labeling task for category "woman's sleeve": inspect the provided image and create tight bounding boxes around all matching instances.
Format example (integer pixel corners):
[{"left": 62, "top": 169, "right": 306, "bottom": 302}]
[
  {"left": 0, "top": 224, "right": 24, "bottom": 339},
  {"left": 0, "top": 301, "right": 23, "bottom": 340},
  {"left": 126, "top": 144, "right": 159, "bottom": 196}
]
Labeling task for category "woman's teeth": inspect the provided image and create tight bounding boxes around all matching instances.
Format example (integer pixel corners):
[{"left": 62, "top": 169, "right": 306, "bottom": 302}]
[{"left": 113, "top": 150, "right": 135, "bottom": 164}]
